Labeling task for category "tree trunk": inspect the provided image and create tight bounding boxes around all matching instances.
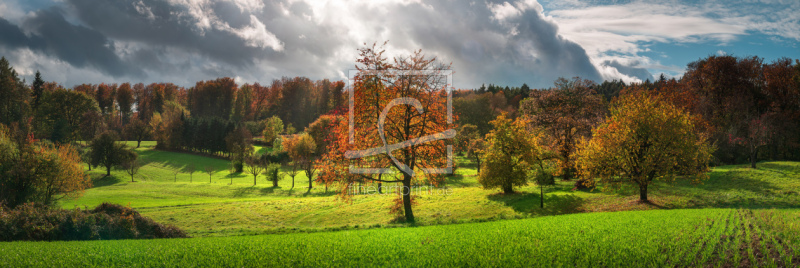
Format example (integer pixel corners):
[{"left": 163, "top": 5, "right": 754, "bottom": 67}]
[
  {"left": 540, "top": 184, "right": 544, "bottom": 208},
  {"left": 402, "top": 174, "right": 415, "bottom": 222},
  {"left": 291, "top": 176, "right": 294, "bottom": 190},
  {"left": 131, "top": 175, "right": 134, "bottom": 182},
  {"left": 253, "top": 175, "right": 257, "bottom": 185},
  {"left": 503, "top": 185, "right": 514, "bottom": 194},
  {"left": 475, "top": 156, "right": 481, "bottom": 173},
  {"left": 106, "top": 165, "right": 111, "bottom": 176},
  {"left": 639, "top": 183, "right": 648, "bottom": 202},
  {"left": 308, "top": 177, "right": 313, "bottom": 191},
  {"left": 137, "top": 140, "right": 141, "bottom": 148},
  {"left": 273, "top": 180, "right": 277, "bottom": 187},
  {"left": 750, "top": 144, "right": 758, "bottom": 169}
]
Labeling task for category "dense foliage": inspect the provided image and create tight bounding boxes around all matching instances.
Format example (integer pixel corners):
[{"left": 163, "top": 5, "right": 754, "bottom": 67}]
[
  {"left": 575, "top": 92, "right": 714, "bottom": 202},
  {"left": 0, "top": 203, "right": 186, "bottom": 241},
  {"left": 478, "top": 114, "right": 550, "bottom": 194},
  {"left": 0, "top": 124, "right": 91, "bottom": 208}
]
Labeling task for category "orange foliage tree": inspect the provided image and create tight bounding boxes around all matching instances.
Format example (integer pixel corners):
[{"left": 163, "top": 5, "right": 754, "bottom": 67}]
[
  {"left": 317, "top": 42, "right": 454, "bottom": 222},
  {"left": 520, "top": 77, "right": 603, "bottom": 182}
]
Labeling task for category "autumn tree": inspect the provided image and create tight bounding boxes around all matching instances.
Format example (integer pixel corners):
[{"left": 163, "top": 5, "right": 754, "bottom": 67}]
[
  {"left": 520, "top": 77, "right": 603, "bottom": 182},
  {"left": 478, "top": 114, "right": 549, "bottom": 194},
  {"left": 575, "top": 92, "right": 713, "bottom": 203},
  {"left": 116, "top": 83, "right": 134, "bottom": 122},
  {"left": 682, "top": 55, "right": 768, "bottom": 164},
  {"left": 0, "top": 125, "right": 91, "bottom": 207},
  {"left": 306, "top": 115, "right": 340, "bottom": 155},
  {"left": 284, "top": 134, "right": 317, "bottom": 192},
  {"left": 319, "top": 42, "right": 454, "bottom": 222}
]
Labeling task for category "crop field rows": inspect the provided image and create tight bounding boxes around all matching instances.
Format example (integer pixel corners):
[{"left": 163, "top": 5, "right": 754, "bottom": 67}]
[
  {"left": 1, "top": 208, "right": 797, "bottom": 267},
  {"left": 662, "top": 209, "right": 800, "bottom": 267}
]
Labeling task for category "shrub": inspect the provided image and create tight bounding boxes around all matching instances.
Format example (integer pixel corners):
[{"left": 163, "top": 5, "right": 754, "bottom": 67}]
[
  {"left": 0, "top": 202, "right": 187, "bottom": 241},
  {"left": 264, "top": 163, "right": 281, "bottom": 187},
  {"left": 261, "top": 150, "right": 289, "bottom": 164}
]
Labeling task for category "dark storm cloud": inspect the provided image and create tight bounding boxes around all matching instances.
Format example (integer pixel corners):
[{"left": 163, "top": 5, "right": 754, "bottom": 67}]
[
  {"left": 64, "top": 0, "right": 274, "bottom": 67},
  {"left": 0, "top": 8, "right": 140, "bottom": 77},
  {"left": 0, "top": 0, "right": 612, "bottom": 88}
]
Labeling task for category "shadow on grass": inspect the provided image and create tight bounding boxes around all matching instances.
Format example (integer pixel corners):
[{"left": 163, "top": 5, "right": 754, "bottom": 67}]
[
  {"left": 487, "top": 191, "right": 585, "bottom": 216},
  {"left": 136, "top": 149, "right": 230, "bottom": 173},
  {"left": 91, "top": 175, "right": 123, "bottom": 188}
]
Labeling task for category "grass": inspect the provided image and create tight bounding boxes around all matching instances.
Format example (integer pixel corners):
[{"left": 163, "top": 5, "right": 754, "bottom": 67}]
[
  {"left": 3, "top": 141, "right": 799, "bottom": 266},
  {"left": 59, "top": 142, "right": 800, "bottom": 236},
  {"left": 1, "top": 208, "right": 797, "bottom": 267}
]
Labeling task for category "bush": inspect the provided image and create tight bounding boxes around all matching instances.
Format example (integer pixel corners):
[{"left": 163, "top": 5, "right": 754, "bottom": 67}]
[
  {"left": 261, "top": 150, "right": 289, "bottom": 164},
  {"left": 264, "top": 163, "right": 281, "bottom": 187},
  {"left": 0, "top": 203, "right": 187, "bottom": 241},
  {"left": 232, "top": 160, "right": 244, "bottom": 173}
]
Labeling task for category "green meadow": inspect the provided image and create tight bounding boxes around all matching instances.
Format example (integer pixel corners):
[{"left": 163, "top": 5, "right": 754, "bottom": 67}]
[
  {"left": 2, "top": 208, "right": 798, "bottom": 267},
  {"left": 0, "top": 141, "right": 793, "bottom": 266},
  {"left": 56, "top": 142, "right": 800, "bottom": 238}
]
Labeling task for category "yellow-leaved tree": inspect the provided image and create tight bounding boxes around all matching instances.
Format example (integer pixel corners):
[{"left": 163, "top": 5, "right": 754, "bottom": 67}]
[
  {"left": 478, "top": 113, "right": 552, "bottom": 196},
  {"left": 575, "top": 92, "right": 714, "bottom": 203}
]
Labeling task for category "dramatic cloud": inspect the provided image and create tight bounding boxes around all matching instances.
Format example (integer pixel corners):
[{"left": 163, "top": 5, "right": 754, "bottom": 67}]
[{"left": 0, "top": 0, "right": 795, "bottom": 88}]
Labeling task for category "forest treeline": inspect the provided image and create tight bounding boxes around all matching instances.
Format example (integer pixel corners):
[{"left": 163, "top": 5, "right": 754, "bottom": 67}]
[{"left": 0, "top": 55, "right": 798, "bottom": 166}]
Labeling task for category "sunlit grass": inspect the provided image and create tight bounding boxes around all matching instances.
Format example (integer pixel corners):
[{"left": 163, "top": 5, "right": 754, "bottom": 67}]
[{"left": 60, "top": 142, "right": 800, "bottom": 237}]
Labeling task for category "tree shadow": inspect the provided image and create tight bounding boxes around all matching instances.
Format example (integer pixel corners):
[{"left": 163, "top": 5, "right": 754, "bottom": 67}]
[
  {"left": 91, "top": 175, "right": 123, "bottom": 188},
  {"left": 487, "top": 191, "right": 585, "bottom": 216},
  {"left": 301, "top": 189, "right": 340, "bottom": 197}
]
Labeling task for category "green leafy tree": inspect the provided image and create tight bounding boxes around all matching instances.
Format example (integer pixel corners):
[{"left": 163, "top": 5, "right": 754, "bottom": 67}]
[
  {"left": 0, "top": 57, "right": 30, "bottom": 127},
  {"left": 122, "top": 158, "right": 140, "bottom": 182},
  {"left": 455, "top": 124, "right": 479, "bottom": 155},
  {"left": 245, "top": 156, "right": 265, "bottom": 185},
  {"left": 262, "top": 116, "right": 284, "bottom": 145},
  {"left": 264, "top": 163, "right": 281, "bottom": 187},
  {"left": 478, "top": 114, "right": 549, "bottom": 194},
  {"left": 90, "top": 131, "right": 133, "bottom": 176},
  {"left": 575, "top": 92, "right": 714, "bottom": 202},
  {"left": 123, "top": 117, "right": 151, "bottom": 148},
  {"left": 37, "top": 88, "right": 100, "bottom": 142}
]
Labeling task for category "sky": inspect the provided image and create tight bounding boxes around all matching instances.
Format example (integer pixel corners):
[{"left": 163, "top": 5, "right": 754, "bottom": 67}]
[{"left": 0, "top": 0, "right": 797, "bottom": 89}]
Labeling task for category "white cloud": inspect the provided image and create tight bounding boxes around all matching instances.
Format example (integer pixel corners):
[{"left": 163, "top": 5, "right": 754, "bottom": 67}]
[{"left": 234, "top": 15, "right": 284, "bottom": 51}]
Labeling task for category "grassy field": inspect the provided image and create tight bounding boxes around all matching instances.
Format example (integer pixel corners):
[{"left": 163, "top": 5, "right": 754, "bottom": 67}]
[
  {"left": 1, "top": 141, "right": 798, "bottom": 266},
  {"left": 59, "top": 141, "right": 800, "bottom": 237},
  {"left": 1, "top": 208, "right": 798, "bottom": 267}
]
